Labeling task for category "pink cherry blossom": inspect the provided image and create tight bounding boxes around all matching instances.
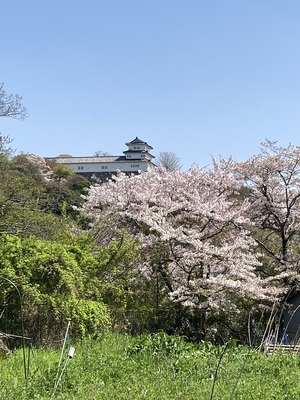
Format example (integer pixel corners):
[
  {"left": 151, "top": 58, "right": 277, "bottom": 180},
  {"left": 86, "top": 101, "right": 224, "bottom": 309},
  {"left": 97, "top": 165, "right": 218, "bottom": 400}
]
[{"left": 83, "top": 164, "right": 283, "bottom": 312}]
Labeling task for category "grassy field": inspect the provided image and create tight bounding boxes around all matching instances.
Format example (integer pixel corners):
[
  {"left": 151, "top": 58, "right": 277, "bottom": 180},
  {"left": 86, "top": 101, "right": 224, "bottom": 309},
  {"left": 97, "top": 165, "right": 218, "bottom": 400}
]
[{"left": 1, "top": 332, "right": 300, "bottom": 399}]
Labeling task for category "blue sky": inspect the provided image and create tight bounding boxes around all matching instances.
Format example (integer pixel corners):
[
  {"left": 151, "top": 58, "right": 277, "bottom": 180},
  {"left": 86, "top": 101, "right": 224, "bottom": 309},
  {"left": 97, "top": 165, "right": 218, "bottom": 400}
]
[{"left": 1, "top": 1, "right": 300, "bottom": 170}]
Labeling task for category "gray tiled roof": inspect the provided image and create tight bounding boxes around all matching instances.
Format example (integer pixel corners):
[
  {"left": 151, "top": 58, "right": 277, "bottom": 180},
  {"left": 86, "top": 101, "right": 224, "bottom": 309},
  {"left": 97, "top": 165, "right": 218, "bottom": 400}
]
[
  {"left": 51, "top": 156, "right": 126, "bottom": 164},
  {"left": 125, "top": 137, "right": 153, "bottom": 149}
]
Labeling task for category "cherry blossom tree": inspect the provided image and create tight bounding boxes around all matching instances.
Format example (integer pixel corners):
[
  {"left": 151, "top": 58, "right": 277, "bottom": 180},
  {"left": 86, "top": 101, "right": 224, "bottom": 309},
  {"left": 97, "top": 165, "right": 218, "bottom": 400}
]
[
  {"left": 83, "top": 165, "right": 282, "bottom": 325},
  {"left": 225, "top": 140, "right": 300, "bottom": 284}
]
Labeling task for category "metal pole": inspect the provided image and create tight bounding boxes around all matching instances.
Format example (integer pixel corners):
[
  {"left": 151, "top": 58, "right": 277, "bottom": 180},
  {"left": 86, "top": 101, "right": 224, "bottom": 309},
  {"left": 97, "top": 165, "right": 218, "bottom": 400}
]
[{"left": 0, "top": 275, "right": 27, "bottom": 379}]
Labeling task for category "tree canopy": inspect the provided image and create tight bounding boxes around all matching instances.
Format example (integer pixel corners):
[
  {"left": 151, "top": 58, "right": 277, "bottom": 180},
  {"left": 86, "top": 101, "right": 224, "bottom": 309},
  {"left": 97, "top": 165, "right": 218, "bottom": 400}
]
[
  {"left": 83, "top": 166, "right": 284, "bottom": 326},
  {"left": 222, "top": 140, "right": 300, "bottom": 284}
]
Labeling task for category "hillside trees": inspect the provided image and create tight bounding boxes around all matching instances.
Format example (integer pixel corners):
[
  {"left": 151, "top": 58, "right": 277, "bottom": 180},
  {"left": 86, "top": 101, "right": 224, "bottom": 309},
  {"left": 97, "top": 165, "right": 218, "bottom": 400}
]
[
  {"left": 83, "top": 166, "right": 284, "bottom": 339},
  {"left": 0, "top": 154, "right": 88, "bottom": 238},
  {"left": 0, "top": 155, "right": 54, "bottom": 237},
  {"left": 0, "top": 151, "right": 145, "bottom": 342}
]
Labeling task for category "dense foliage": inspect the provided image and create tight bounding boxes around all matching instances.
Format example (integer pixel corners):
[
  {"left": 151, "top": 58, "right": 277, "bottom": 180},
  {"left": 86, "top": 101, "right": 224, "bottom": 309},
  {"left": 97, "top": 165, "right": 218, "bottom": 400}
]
[
  {"left": 1, "top": 130, "right": 300, "bottom": 344},
  {"left": 0, "top": 153, "right": 87, "bottom": 238},
  {"left": 0, "top": 234, "right": 112, "bottom": 342},
  {"left": 0, "top": 150, "right": 141, "bottom": 342}
]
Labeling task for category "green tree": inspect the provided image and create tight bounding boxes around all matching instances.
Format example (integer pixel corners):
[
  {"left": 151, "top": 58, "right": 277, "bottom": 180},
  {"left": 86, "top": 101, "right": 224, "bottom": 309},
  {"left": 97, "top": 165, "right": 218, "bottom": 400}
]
[
  {"left": 0, "top": 135, "right": 14, "bottom": 157},
  {"left": 0, "top": 155, "right": 87, "bottom": 239},
  {"left": 0, "top": 234, "right": 111, "bottom": 343},
  {"left": 67, "top": 174, "right": 91, "bottom": 194},
  {"left": 0, "top": 157, "right": 64, "bottom": 238},
  {"left": 52, "top": 163, "right": 74, "bottom": 181}
]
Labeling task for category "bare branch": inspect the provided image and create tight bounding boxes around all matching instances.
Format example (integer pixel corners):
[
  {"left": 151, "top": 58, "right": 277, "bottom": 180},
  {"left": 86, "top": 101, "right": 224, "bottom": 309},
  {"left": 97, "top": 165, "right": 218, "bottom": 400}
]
[
  {"left": 0, "top": 83, "right": 28, "bottom": 120},
  {"left": 157, "top": 151, "right": 182, "bottom": 170}
]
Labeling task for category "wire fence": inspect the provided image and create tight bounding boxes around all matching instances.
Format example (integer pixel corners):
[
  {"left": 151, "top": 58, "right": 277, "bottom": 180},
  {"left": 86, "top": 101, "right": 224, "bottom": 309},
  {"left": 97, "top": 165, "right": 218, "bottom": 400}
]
[{"left": 0, "top": 303, "right": 205, "bottom": 351}]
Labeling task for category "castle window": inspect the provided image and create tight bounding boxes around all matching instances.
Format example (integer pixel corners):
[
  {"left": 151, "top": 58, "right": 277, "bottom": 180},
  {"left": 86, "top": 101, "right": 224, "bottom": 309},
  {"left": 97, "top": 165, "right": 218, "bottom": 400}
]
[
  {"left": 130, "top": 164, "right": 140, "bottom": 168},
  {"left": 77, "top": 166, "right": 84, "bottom": 170},
  {"left": 102, "top": 166, "right": 108, "bottom": 169}
]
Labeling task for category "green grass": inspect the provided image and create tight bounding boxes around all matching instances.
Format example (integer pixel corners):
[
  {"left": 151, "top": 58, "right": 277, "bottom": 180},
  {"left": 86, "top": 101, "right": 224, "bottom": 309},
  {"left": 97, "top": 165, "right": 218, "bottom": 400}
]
[{"left": 1, "top": 332, "right": 300, "bottom": 399}]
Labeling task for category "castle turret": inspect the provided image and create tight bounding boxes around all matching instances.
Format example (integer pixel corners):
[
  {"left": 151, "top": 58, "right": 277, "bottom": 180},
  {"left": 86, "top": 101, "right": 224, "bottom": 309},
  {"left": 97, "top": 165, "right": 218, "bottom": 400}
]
[{"left": 123, "top": 137, "right": 155, "bottom": 161}]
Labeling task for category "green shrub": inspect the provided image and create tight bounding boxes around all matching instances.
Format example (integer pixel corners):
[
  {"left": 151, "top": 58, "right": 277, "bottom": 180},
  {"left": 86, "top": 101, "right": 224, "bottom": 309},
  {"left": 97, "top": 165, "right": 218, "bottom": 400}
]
[{"left": 126, "top": 331, "right": 192, "bottom": 357}]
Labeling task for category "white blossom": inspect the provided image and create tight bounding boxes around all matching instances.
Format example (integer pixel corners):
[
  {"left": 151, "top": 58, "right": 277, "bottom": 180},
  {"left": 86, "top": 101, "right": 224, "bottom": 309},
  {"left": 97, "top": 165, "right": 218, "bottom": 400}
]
[{"left": 83, "top": 164, "right": 283, "bottom": 311}]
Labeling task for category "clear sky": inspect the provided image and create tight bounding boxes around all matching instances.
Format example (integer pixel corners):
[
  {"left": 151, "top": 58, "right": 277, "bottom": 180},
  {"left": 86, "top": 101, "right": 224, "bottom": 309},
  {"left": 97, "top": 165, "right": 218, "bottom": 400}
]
[{"left": 1, "top": 0, "right": 300, "bottom": 170}]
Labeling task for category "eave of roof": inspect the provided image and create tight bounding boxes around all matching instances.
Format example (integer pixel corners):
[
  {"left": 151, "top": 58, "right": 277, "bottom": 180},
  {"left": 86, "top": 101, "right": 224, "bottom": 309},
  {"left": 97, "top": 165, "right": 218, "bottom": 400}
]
[
  {"left": 125, "top": 137, "right": 153, "bottom": 149},
  {"left": 48, "top": 156, "right": 155, "bottom": 164}
]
